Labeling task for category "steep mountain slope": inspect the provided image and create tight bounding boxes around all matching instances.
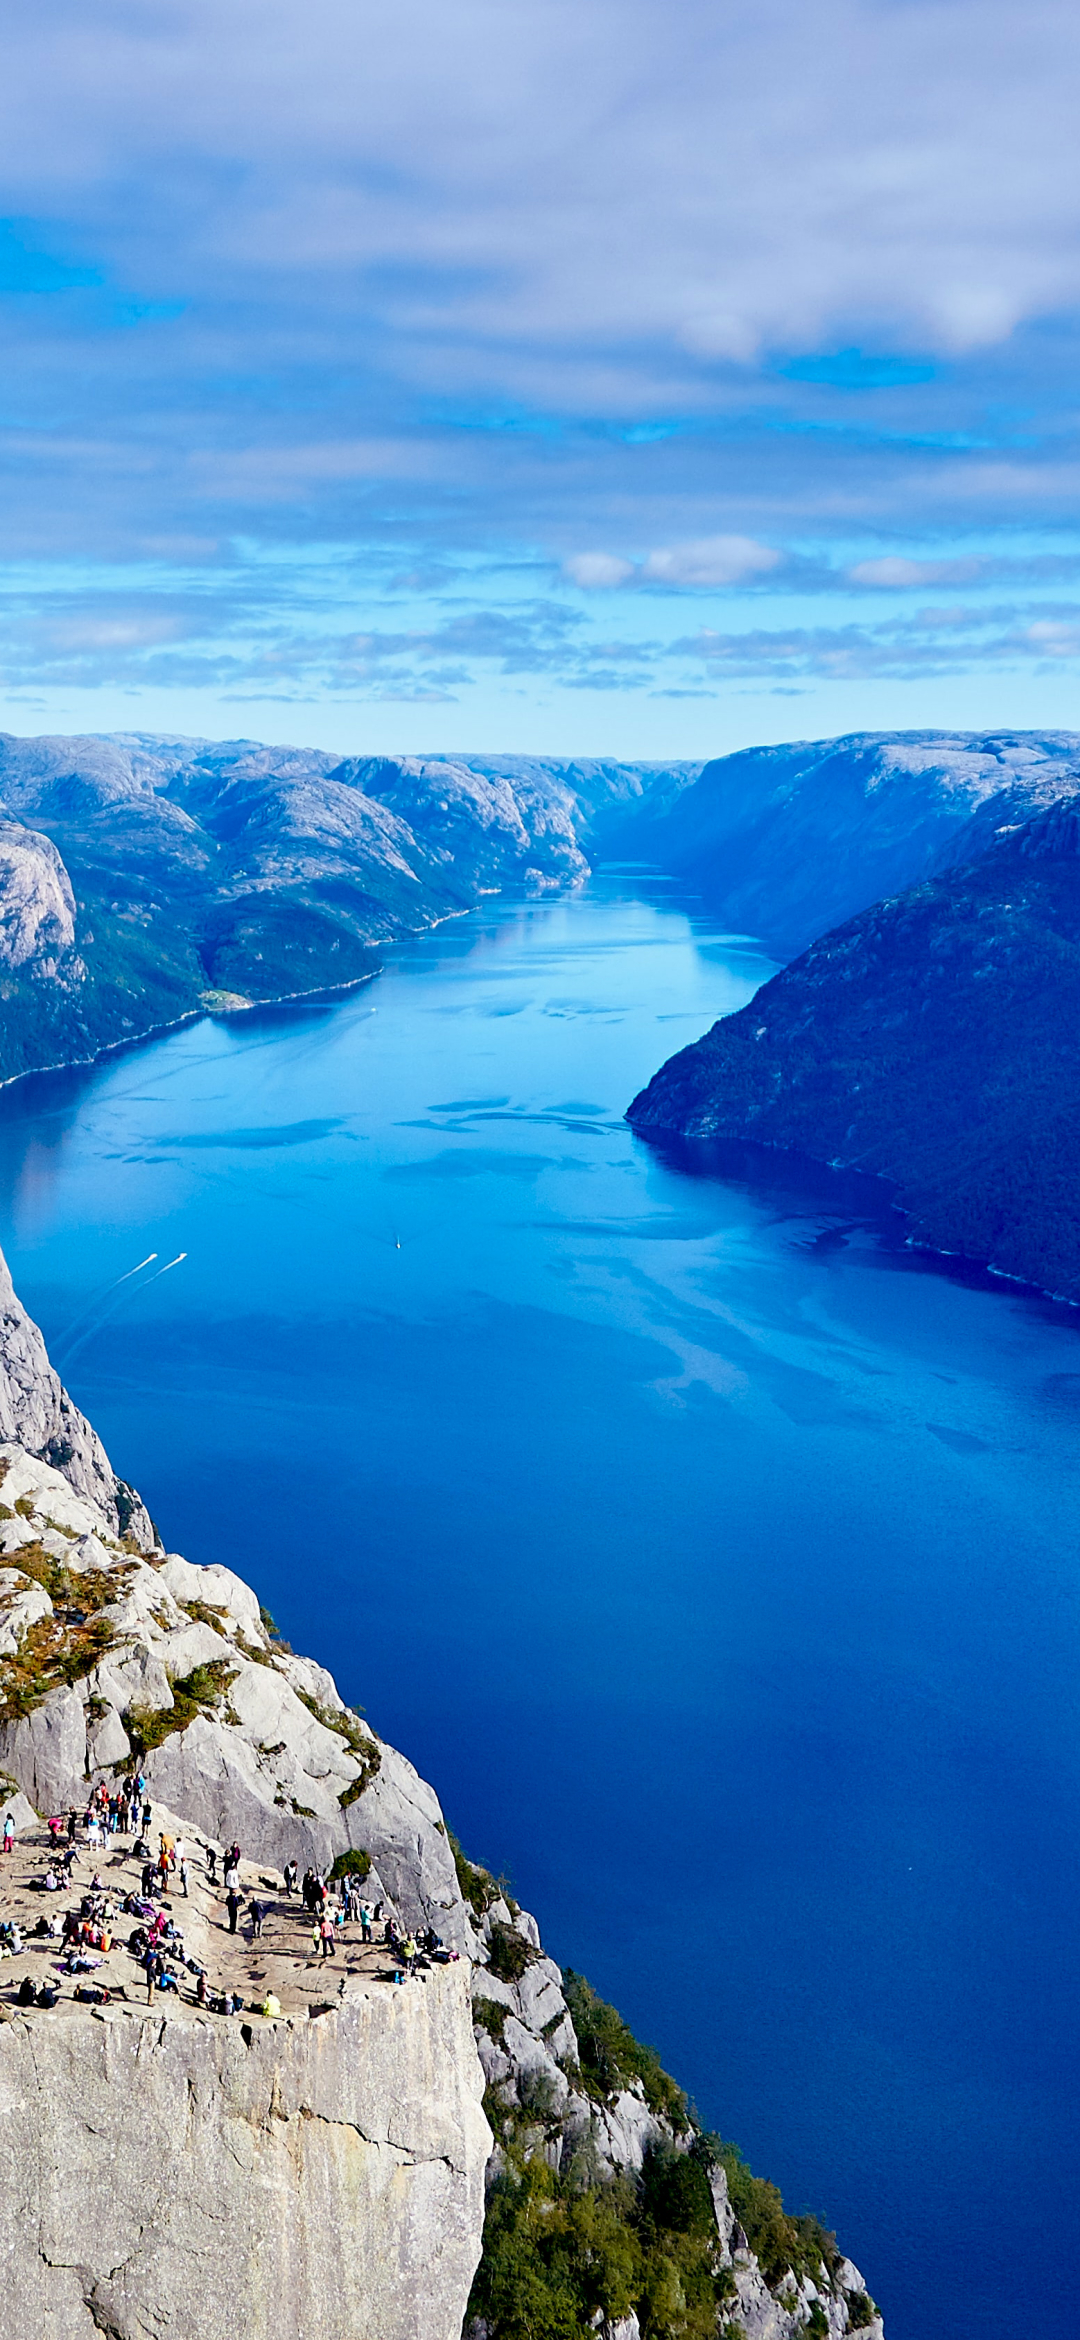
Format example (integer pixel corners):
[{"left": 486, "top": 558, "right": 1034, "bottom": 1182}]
[
  {"left": 0, "top": 734, "right": 699, "bottom": 1084},
  {"left": 0, "top": 1250, "right": 883, "bottom": 2340},
  {"left": 620, "top": 729, "right": 1080, "bottom": 955},
  {"left": 628, "top": 796, "right": 1080, "bottom": 1299}
]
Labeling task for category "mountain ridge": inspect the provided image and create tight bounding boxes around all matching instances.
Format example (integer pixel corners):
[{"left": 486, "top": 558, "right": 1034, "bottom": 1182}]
[{"left": 628, "top": 790, "right": 1080, "bottom": 1300}]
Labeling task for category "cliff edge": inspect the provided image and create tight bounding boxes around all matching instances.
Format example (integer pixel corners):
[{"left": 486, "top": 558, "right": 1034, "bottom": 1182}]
[{"left": 0, "top": 1255, "right": 883, "bottom": 2340}]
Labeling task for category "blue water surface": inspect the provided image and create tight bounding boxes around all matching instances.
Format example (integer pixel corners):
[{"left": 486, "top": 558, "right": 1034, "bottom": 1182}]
[{"left": 0, "top": 876, "right": 1077, "bottom": 2340}]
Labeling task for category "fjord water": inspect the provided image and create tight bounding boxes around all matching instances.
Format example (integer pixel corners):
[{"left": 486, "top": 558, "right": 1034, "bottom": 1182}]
[{"left": 0, "top": 876, "right": 1076, "bottom": 2338}]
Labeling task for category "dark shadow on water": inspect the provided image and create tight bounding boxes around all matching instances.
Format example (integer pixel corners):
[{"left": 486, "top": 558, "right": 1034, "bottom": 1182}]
[{"left": 633, "top": 1126, "right": 1080, "bottom": 1328}]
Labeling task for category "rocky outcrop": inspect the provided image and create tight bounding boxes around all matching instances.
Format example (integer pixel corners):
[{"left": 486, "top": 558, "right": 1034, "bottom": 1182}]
[
  {"left": 0, "top": 1443, "right": 467, "bottom": 1944},
  {"left": 0, "top": 1252, "right": 884, "bottom": 2338},
  {"left": 0, "top": 1965, "right": 489, "bottom": 2340},
  {"left": 0, "top": 822, "right": 76, "bottom": 971},
  {"left": 0, "top": 1254, "right": 153, "bottom": 1541}
]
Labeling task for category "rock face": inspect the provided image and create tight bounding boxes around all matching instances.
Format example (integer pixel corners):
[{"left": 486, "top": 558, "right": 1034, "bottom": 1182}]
[
  {"left": 0, "top": 1967, "right": 489, "bottom": 2340},
  {"left": 0, "top": 823, "right": 75, "bottom": 970},
  {"left": 628, "top": 792, "right": 1080, "bottom": 1300},
  {"left": 0, "top": 1252, "right": 884, "bottom": 2338},
  {"left": 0, "top": 1251, "right": 153, "bottom": 1541},
  {"left": 0, "top": 1442, "right": 469, "bottom": 1946}
]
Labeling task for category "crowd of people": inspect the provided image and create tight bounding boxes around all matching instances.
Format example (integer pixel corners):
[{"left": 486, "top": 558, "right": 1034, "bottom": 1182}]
[{"left": 0, "top": 1786, "right": 460, "bottom": 2015}]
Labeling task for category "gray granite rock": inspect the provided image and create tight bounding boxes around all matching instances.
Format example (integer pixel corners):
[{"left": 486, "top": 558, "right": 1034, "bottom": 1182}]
[
  {"left": 0, "top": 1264, "right": 155, "bottom": 1542},
  {"left": 0, "top": 1965, "right": 490, "bottom": 2340}
]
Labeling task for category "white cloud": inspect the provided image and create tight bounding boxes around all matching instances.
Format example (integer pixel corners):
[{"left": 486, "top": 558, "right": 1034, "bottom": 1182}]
[
  {"left": 566, "top": 535, "right": 779, "bottom": 590},
  {"left": 1024, "top": 619, "right": 1080, "bottom": 655},
  {"left": 642, "top": 536, "right": 781, "bottom": 587},
  {"left": 563, "top": 552, "right": 635, "bottom": 589},
  {"left": 850, "top": 557, "right": 984, "bottom": 588},
  {"left": 2, "top": 0, "right": 1080, "bottom": 408}
]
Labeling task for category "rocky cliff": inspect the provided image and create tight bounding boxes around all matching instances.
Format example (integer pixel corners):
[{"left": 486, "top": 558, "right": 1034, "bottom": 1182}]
[
  {"left": 0, "top": 1257, "right": 883, "bottom": 2340},
  {"left": 0, "top": 1966, "right": 488, "bottom": 2340}
]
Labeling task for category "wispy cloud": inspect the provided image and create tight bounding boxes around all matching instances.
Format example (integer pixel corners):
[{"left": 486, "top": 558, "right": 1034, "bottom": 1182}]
[{"left": 566, "top": 537, "right": 781, "bottom": 590}]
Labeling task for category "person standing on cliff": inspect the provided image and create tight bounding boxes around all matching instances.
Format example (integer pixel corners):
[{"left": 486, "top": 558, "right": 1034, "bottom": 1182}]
[
  {"left": 2, "top": 1813, "right": 14, "bottom": 1855},
  {"left": 226, "top": 1887, "right": 241, "bottom": 1936}
]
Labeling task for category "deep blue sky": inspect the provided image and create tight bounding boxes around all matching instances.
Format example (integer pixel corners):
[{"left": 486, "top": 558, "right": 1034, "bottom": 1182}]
[{"left": 2, "top": 0, "right": 1080, "bottom": 755}]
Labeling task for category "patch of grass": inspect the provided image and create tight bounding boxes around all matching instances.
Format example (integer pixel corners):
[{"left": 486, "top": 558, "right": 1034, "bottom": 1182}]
[
  {"left": 845, "top": 2291, "right": 877, "bottom": 2329},
  {"left": 259, "top": 1603, "right": 292, "bottom": 1652},
  {"left": 180, "top": 1598, "right": 229, "bottom": 1629},
  {"left": 235, "top": 1630, "right": 275, "bottom": 1668},
  {"left": 563, "top": 1972, "right": 689, "bottom": 2127},
  {"left": 473, "top": 1993, "right": 510, "bottom": 2046},
  {"left": 487, "top": 1920, "right": 534, "bottom": 1985},
  {"left": 711, "top": 2140, "right": 840, "bottom": 2291},
  {"left": 447, "top": 1829, "right": 517, "bottom": 1918},
  {"left": 330, "top": 1848, "right": 372, "bottom": 1883},
  {"left": 0, "top": 1576, "right": 124, "bottom": 1721},
  {"left": 295, "top": 1686, "right": 382, "bottom": 1802},
  {"left": 126, "top": 1658, "right": 240, "bottom": 1758}
]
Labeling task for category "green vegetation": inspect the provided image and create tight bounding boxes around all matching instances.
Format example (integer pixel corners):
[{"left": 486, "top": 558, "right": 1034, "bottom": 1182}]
[
  {"left": 473, "top": 1993, "right": 510, "bottom": 2046},
  {"left": 846, "top": 2291, "right": 877, "bottom": 2329},
  {"left": 470, "top": 2109, "right": 732, "bottom": 2340},
  {"left": 563, "top": 1972, "right": 689, "bottom": 2127},
  {"left": 448, "top": 1828, "right": 518, "bottom": 1919},
  {"left": 329, "top": 1848, "right": 372, "bottom": 1883},
  {"left": 487, "top": 1920, "right": 534, "bottom": 1985},
  {"left": 471, "top": 1971, "right": 844, "bottom": 2340},
  {"left": 294, "top": 1687, "right": 382, "bottom": 1802},
  {"left": 180, "top": 1598, "right": 229, "bottom": 1629},
  {"left": 449, "top": 1830, "right": 501, "bottom": 1918},
  {"left": 713, "top": 2141, "right": 839, "bottom": 2292},
  {"left": 259, "top": 1603, "right": 292, "bottom": 1651},
  {"left": 126, "top": 1659, "right": 240, "bottom": 1757},
  {"left": 0, "top": 1543, "right": 141, "bottom": 1721}
]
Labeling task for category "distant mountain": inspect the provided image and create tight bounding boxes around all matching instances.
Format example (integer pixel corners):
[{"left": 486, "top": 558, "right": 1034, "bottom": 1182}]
[
  {"left": 628, "top": 795, "right": 1080, "bottom": 1299},
  {"left": 617, "top": 729, "right": 1080, "bottom": 955},
  {"left": 0, "top": 735, "right": 699, "bottom": 1084}
]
